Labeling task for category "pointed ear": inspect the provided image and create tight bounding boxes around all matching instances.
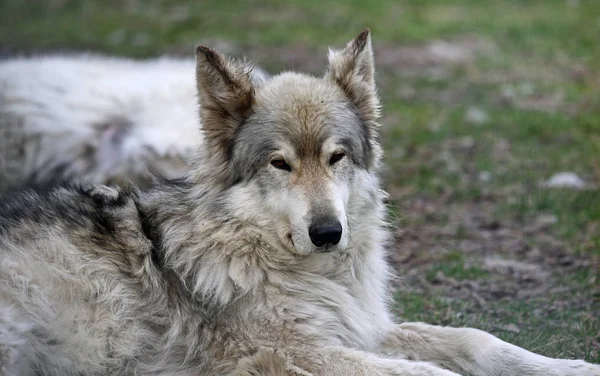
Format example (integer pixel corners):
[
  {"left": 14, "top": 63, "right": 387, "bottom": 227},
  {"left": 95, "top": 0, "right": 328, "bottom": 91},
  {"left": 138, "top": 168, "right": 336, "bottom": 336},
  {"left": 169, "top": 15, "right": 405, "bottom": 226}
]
[
  {"left": 326, "top": 29, "right": 380, "bottom": 125},
  {"left": 195, "top": 46, "right": 255, "bottom": 160}
]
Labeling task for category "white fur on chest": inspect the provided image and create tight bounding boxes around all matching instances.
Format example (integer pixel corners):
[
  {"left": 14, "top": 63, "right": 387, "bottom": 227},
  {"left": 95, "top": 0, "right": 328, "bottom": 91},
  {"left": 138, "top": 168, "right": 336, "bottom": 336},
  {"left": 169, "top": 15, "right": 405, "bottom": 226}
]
[{"left": 257, "top": 249, "right": 393, "bottom": 352}]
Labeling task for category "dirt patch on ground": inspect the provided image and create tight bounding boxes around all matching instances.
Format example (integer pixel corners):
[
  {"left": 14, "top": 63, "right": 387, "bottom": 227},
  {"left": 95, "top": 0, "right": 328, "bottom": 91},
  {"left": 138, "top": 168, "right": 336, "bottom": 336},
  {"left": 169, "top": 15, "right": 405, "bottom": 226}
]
[{"left": 390, "top": 195, "right": 598, "bottom": 296}]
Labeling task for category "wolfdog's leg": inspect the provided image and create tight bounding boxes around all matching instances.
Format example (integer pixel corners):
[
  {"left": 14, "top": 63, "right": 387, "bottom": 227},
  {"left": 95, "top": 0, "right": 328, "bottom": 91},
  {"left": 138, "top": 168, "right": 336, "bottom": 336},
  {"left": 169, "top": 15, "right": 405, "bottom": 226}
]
[
  {"left": 233, "top": 347, "right": 293, "bottom": 376},
  {"left": 379, "top": 322, "right": 600, "bottom": 376},
  {"left": 233, "top": 346, "right": 461, "bottom": 376},
  {"left": 276, "top": 346, "right": 461, "bottom": 376}
]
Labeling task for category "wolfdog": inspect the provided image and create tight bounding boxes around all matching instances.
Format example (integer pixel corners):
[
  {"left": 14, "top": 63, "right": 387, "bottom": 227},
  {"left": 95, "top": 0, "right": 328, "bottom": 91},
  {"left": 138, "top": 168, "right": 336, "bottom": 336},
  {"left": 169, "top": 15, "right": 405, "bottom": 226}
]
[
  {"left": 0, "top": 55, "right": 267, "bottom": 191},
  {"left": 1, "top": 30, "right": 598, "bottom": 376}
]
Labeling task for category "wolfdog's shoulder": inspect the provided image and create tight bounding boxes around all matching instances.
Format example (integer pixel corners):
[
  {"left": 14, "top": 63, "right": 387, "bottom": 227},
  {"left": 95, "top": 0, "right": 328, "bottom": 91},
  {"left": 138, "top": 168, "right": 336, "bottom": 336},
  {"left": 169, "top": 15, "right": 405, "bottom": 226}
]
[{"left": 0, "top": 182, "right": 153, "bottom": 270}]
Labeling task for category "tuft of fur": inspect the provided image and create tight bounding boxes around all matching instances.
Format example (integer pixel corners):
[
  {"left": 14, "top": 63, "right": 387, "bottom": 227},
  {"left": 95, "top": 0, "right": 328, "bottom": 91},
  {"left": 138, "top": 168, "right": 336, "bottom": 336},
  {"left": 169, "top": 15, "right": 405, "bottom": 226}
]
[
  {"left": 232, "top": 348, "right": 300, "bottom": 376},
  {"left": 1, "top": 30, "right": 599, "bottom": 376}
]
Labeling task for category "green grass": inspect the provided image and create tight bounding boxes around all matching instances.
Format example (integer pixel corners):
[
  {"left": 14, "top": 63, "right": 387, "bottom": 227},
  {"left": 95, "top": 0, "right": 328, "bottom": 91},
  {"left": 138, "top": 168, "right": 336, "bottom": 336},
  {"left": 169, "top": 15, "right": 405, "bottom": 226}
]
[
  {"left": 426, "top": 252, "right": 490, "bottom": 281},
  {"left": 2, "top": 0, "right": 598, "bottom": 361},
  {"left": 2, "top": 0, "right": 600, "bottom": 60}
]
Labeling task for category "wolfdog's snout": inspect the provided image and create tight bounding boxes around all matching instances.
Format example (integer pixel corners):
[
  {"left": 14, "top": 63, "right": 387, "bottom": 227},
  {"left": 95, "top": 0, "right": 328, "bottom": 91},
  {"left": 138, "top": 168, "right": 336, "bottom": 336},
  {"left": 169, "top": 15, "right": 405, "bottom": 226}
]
[{"left": 308, "top": 218, "right": 342, "bottom": 249}]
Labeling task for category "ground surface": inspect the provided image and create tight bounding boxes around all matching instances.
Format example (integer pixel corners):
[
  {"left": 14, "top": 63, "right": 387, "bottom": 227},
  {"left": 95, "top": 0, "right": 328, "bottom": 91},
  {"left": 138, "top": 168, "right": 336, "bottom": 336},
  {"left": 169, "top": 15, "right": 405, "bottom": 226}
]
[{"left": 2, "top": 0, "right": 599, "bottom": 362}]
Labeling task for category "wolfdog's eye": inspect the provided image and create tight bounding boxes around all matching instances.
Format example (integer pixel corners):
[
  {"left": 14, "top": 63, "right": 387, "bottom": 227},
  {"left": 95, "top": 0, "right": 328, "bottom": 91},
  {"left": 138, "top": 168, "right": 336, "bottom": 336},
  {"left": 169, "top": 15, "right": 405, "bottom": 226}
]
[
  {"left": 270, "top": 159, "right": 292, "bottom": 172},
  {"left": 329, "top": 152, "right": 346, "bottom": 165}
]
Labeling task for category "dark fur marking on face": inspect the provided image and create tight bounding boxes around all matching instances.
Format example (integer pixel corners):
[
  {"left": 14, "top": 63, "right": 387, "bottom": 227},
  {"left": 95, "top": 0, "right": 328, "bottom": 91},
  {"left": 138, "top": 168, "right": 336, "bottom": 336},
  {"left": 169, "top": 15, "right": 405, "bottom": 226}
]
[
  {"left": 335, "top": 103, "right": 373, "bottom": 169},
  {"left": 339, "top": 137, "right": 363, "bottom": 167},
  {"left": 253, "top": 170, "right": 271, "bottom": 199},
  {"left": 353, "top": 105, "right": 374, "bottom": 168},
  {"left": 294, "top": 127, "right": 329, "bottom": 161},
  {"left": 229, "top": 123, "right": 278, "bottom": 183},
  {"left": 352, "top": 108, "right": 374, "bottom": 158}
]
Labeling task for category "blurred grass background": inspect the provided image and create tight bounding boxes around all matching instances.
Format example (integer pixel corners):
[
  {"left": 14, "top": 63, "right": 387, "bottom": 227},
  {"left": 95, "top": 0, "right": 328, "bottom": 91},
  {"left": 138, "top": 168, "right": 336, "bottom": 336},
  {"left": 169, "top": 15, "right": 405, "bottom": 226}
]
[{"left": 1, "top": 0, "right": 598, "bottom": 361}]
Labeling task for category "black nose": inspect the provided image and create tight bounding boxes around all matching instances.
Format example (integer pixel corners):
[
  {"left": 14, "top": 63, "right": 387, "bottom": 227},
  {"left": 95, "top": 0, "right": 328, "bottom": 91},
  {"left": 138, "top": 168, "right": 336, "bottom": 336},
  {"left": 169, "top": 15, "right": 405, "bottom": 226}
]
[{"left": 309, "top": 219, "right": 342, "bottom": 248}]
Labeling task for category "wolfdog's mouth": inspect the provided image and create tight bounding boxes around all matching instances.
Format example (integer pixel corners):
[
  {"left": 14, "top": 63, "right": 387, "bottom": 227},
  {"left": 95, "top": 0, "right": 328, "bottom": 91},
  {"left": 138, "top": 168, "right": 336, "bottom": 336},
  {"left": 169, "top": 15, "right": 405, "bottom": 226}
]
[
  {"left": 287, "top": 233, "right": 294, "bottom": 247},
  {"left": 315, "top": 246, "right": 335, "bottom": 254}
]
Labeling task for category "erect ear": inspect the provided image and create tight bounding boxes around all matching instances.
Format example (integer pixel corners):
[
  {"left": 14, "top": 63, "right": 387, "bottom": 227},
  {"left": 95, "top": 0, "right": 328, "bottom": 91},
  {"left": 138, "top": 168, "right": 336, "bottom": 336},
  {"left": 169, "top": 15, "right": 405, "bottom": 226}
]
[
  {"left": 326, "top": 29, "right": 380, "bottom": 125},
  {"left": 195, "top": 46, "right": 255, "bottom": 160}
]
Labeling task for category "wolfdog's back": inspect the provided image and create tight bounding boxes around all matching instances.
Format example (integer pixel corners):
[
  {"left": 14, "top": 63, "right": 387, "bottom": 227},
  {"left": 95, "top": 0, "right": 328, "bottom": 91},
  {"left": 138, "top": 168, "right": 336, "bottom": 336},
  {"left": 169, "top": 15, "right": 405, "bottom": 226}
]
[{"left": 0, "top": 55, "right": 201, "bottom": 190}]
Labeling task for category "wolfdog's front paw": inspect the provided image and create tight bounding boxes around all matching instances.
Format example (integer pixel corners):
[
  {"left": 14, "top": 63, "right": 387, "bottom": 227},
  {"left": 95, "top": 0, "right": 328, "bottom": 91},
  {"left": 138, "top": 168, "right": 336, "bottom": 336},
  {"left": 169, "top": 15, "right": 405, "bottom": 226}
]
[
  {"left": 551, "top": 359, "right": 600, "bottom": 376},
  {"left": 409, "top": 366, "right": 461, "bottom": 376},
  {"left": 233, "top": 347, "right": 313, "bottom": 376},
  {"left": 383, "top": 361, "right": 462, "bottom": 376},
  {"left": 233, "top": 347, "right": 288, "bottom": 376}
]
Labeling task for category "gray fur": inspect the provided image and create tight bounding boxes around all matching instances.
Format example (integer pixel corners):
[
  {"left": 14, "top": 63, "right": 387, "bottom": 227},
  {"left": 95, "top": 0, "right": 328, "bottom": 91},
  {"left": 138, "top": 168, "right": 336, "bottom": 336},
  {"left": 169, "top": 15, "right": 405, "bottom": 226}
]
[{"left": 1, "top": 30, "right": 598, "bottom": 376}]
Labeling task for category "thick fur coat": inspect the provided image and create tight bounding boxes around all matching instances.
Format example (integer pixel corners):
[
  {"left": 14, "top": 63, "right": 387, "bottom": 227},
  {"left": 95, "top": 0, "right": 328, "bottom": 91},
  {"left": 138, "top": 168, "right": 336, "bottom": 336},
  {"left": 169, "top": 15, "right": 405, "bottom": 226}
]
[{"left": 1, "top": 30, "right": 598, "bottom": 376}]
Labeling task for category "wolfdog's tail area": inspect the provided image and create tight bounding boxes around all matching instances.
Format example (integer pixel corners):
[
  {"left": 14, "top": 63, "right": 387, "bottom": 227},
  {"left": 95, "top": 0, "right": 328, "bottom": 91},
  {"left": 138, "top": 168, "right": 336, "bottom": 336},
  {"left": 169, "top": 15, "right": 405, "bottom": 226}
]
[
  {"left": 0, "top": 55, "right": 203, "bottom": 190},
  {"left": 0, "top": 305, "right": 35, "bottom": 376}
]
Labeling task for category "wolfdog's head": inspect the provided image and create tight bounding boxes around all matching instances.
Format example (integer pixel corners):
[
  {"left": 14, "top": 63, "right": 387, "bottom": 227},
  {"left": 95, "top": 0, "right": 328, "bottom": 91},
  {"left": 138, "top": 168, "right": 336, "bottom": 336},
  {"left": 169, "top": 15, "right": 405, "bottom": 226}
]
[{"left": 195, "top": 30, "right": 382, "bottom": 256}]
